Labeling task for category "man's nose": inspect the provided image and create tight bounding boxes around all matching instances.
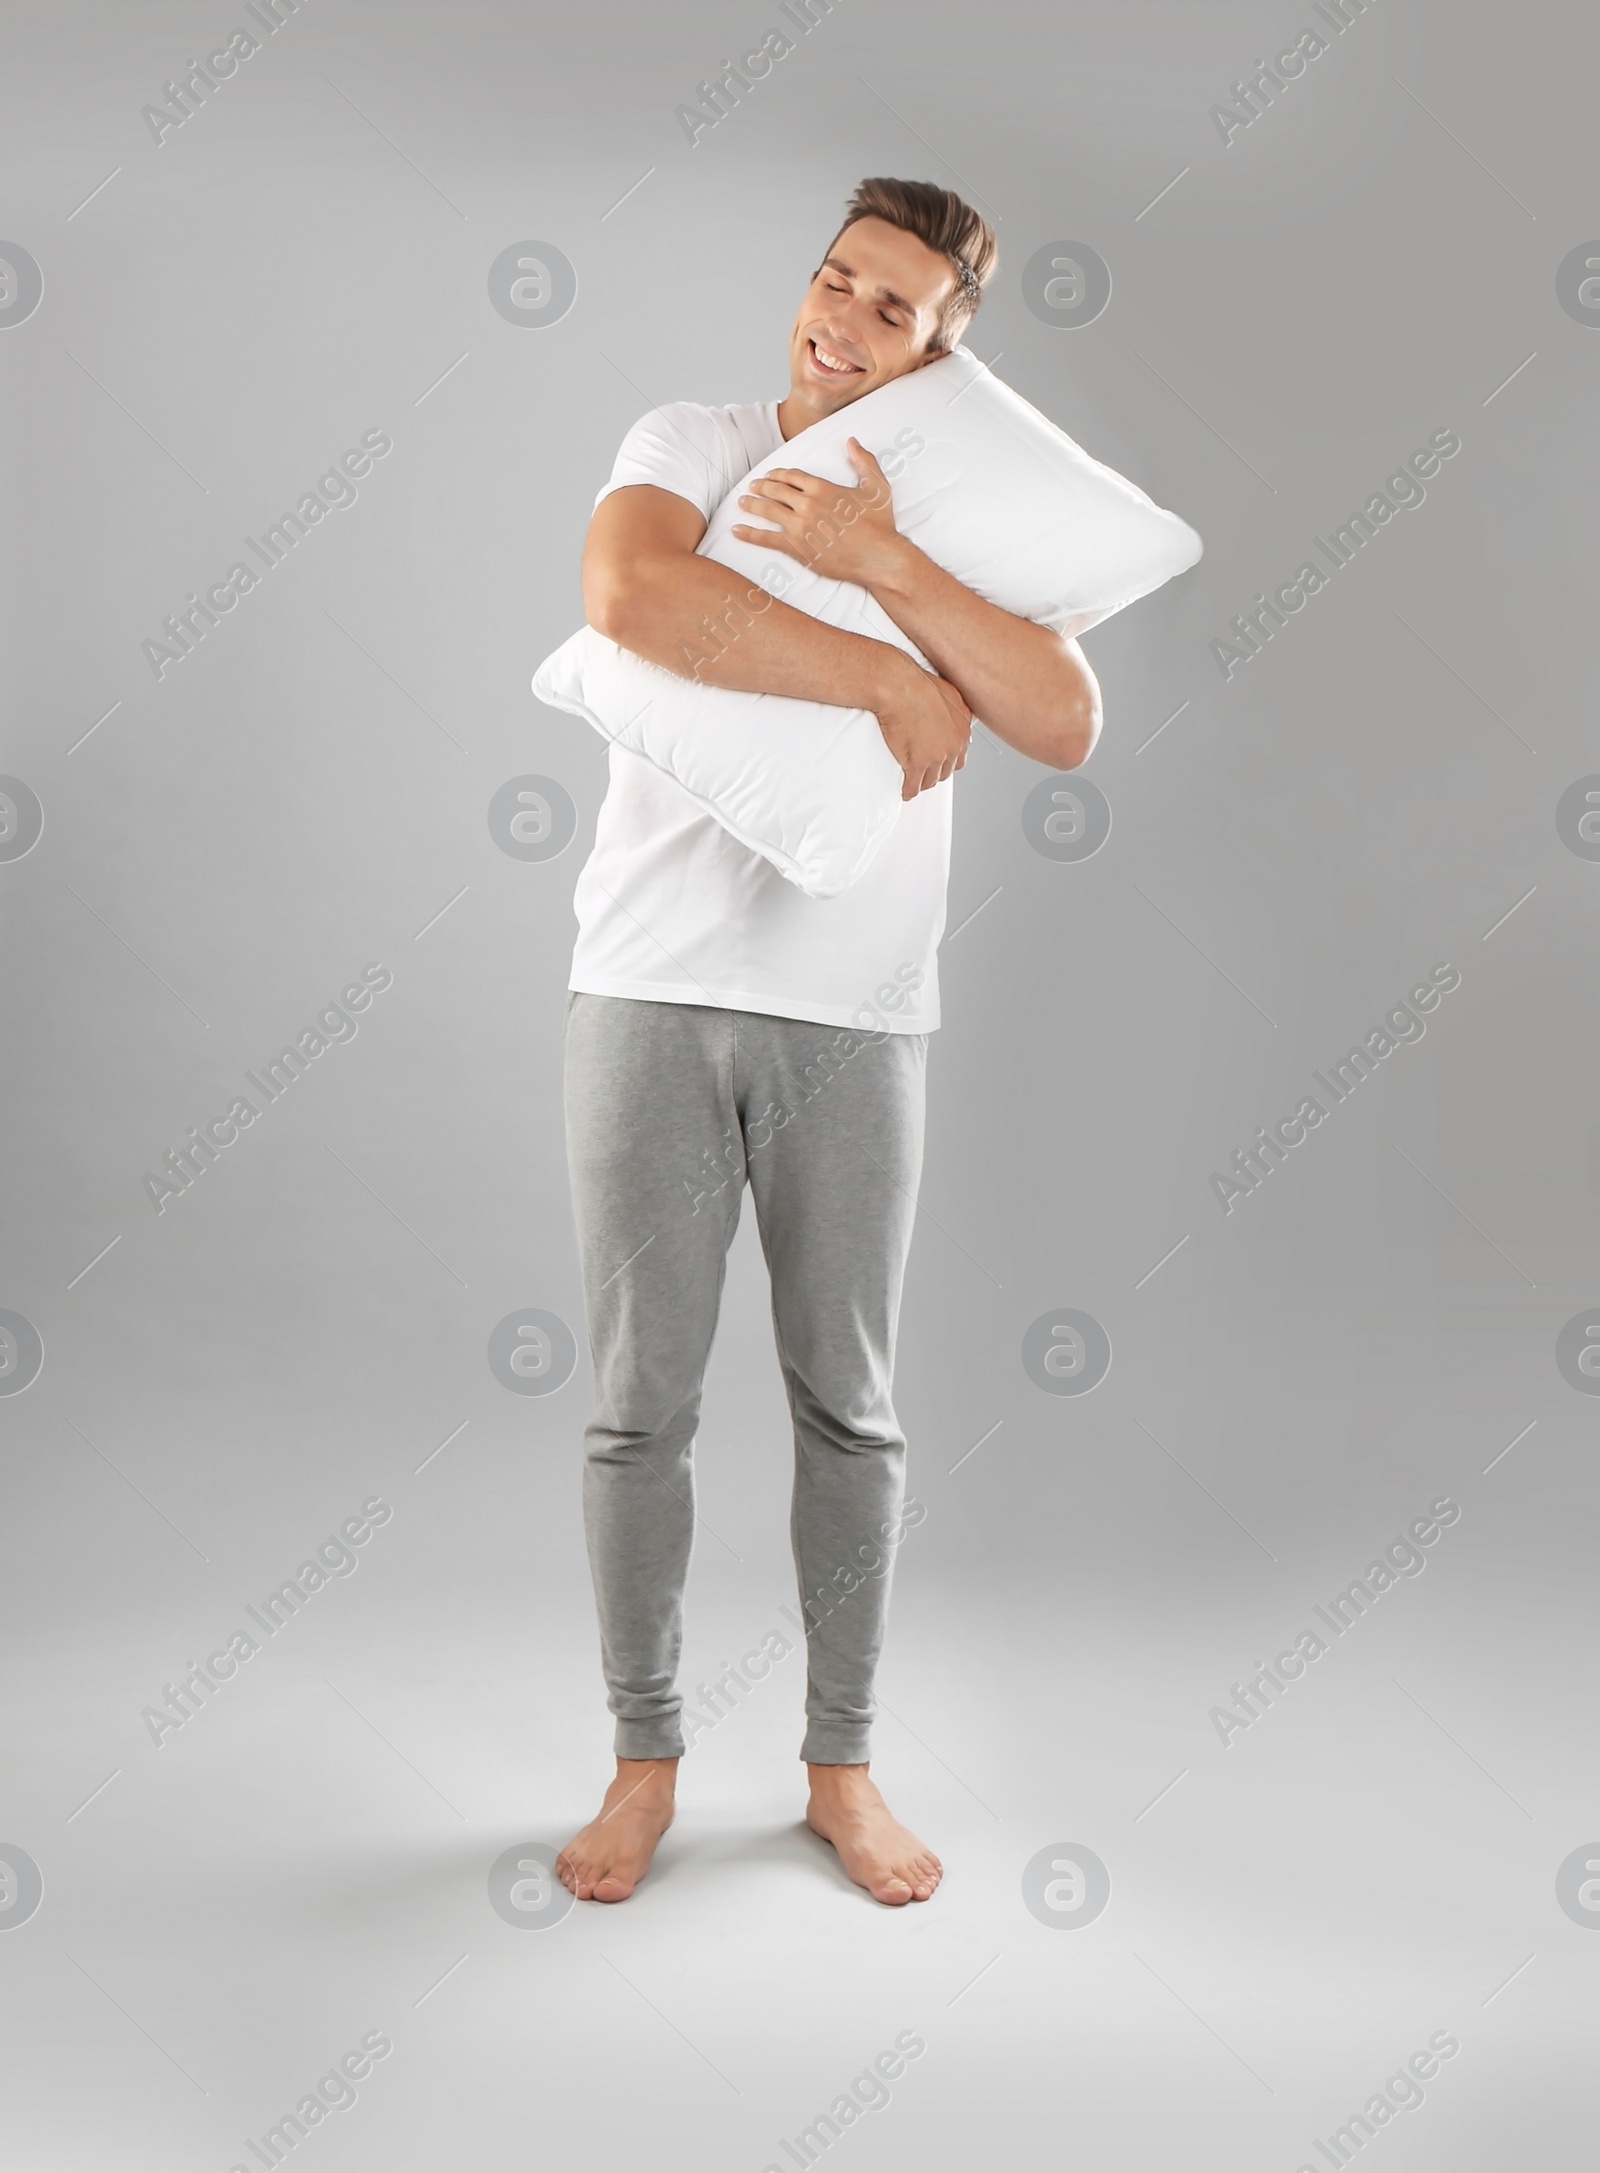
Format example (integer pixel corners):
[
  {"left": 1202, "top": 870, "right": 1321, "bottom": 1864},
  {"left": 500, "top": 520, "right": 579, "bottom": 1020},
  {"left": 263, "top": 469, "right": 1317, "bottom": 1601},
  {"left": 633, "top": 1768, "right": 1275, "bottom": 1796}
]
[{"left": 820, "top": 304, "right": 867, "bottom": 352}]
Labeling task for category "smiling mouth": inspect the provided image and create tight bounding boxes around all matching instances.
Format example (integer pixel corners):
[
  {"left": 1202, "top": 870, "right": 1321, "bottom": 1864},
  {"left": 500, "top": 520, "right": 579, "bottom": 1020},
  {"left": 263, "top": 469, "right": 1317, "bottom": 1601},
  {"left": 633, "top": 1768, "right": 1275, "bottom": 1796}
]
[{"left": 808, "top": 338, "right": 865, "bottom": 378}]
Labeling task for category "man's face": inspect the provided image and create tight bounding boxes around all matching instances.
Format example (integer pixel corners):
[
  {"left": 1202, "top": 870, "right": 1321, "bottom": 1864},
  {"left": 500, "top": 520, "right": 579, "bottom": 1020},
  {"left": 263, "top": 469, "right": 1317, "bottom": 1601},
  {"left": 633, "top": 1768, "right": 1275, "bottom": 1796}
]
[{"left": 783, "top": 216, "right": 958, "bottom": 425}]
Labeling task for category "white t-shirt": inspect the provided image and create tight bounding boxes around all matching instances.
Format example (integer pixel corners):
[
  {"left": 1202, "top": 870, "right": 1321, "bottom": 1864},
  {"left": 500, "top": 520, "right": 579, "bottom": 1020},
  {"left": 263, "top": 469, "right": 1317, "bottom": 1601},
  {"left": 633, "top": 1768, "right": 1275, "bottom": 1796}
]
[{"left": 567, "top": 399, "right": 953, "bottom": 1035}]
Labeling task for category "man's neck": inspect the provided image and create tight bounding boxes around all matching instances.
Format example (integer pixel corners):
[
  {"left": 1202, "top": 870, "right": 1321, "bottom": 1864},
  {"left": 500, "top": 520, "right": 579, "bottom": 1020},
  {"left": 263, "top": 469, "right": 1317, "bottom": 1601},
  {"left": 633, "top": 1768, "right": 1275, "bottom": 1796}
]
[{"left": 775, "top": 391, "right": 813, "bottom": 443}]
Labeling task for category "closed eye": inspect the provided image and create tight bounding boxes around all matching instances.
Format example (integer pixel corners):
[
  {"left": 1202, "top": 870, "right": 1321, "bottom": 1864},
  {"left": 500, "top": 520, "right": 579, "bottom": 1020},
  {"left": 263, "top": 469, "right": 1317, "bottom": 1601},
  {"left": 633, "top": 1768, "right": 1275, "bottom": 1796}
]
[{"left": 824, "top": 280, "right": 901, "bottom": 327}]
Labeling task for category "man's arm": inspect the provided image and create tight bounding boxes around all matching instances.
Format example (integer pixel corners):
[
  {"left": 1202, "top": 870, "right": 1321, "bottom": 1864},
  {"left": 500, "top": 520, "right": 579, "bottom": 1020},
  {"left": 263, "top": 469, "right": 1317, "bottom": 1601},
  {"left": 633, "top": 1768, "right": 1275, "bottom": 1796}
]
[
  {"left": 732, "top": 440, "right": 1102, "bottom": 770},
  {"left": 856, "top": 553, "right": 1102, "bottom": 772},
  {"left": 582, "top": 484, "right": 971, "bottom": 801}
]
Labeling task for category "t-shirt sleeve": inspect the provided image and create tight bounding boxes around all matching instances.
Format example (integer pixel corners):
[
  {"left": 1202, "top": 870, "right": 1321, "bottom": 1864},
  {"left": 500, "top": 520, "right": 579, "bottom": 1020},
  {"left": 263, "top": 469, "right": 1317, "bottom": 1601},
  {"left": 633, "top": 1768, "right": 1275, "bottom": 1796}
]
[
  {"left": 1033, "top": 602, "right": 1099, "bottom": 639},
  {"left": 592, "top": 403, "right": 736, "bottom": 525}
]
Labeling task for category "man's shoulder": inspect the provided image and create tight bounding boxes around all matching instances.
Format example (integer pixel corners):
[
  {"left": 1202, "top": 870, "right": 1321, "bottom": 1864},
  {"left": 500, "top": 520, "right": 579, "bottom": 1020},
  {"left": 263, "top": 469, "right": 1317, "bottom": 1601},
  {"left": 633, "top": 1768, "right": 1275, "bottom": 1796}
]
[
  {"left": 621, "top": 396, "right": 779, "bottom": 451},
  {"left": 602, "top": 396, "right": 782, "bottom": 517}
]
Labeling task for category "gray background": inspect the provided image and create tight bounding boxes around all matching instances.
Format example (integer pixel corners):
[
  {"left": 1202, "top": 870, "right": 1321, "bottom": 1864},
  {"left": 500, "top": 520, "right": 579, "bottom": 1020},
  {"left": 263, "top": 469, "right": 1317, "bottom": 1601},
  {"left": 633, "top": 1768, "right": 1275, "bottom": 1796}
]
[{"left": 3, "top": 0, "right": 1597, "bottom": 2165}]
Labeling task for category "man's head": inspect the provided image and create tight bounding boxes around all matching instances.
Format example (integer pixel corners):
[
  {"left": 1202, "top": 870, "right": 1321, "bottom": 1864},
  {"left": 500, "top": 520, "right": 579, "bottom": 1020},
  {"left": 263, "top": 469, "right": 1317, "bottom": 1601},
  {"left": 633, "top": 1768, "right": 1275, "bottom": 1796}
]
[{"left": 782, "top": 178, "right": 997, "bottom": 429}]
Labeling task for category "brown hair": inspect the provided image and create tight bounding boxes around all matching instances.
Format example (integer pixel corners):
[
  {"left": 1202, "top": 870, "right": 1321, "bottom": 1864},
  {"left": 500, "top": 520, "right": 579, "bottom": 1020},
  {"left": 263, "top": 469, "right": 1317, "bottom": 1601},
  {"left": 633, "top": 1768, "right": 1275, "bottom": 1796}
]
[{"left": 824, "top": 177, "right": 998, "bottom": 353}]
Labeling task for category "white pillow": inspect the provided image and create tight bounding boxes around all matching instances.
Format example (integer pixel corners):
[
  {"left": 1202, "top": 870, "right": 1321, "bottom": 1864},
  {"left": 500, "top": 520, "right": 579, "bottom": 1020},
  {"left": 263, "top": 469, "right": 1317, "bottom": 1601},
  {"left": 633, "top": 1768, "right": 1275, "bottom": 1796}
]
[{"left": 534, "top": 344, "right": 1201, "bottom": 898}]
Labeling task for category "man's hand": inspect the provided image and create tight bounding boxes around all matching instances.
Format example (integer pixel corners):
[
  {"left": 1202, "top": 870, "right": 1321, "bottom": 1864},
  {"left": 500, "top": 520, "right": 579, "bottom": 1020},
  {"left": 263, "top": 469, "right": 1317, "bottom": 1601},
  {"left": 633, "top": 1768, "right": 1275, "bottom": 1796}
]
[
  {"left": 873, "top": 654, "right": 971, "bottom": 801},
  {"left": 731, "top": 438, "right": 908, "bottom": 590}
]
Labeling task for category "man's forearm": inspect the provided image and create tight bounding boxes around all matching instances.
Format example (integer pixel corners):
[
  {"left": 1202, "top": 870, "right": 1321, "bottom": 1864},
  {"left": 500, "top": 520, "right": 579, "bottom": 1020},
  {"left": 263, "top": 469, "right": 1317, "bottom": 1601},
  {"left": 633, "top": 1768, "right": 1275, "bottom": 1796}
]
[
  {"left": 861, "top": 537, "right": 1100, "bottom": 768},
  {"left": 598, "top": 553, "right": 913, "bottom": 713}
]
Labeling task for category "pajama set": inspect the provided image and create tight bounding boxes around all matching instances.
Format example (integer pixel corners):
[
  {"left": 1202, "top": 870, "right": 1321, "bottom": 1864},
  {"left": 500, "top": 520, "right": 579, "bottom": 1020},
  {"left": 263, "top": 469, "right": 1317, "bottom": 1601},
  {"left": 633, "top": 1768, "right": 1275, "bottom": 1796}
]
[{"left": 564, "top": 398, "right": 953, "bottom": 1764}]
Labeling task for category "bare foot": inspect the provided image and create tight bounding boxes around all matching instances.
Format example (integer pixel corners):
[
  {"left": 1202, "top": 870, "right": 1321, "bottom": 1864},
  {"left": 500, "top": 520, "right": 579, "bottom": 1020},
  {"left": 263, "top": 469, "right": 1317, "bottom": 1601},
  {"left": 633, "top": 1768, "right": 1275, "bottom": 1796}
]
[
  {"left": 556, "top": 1757, "right": 678, "bottom": 1902},
  {"left": 805, "top": 1763, "right": 942, "bottom": 1905}
]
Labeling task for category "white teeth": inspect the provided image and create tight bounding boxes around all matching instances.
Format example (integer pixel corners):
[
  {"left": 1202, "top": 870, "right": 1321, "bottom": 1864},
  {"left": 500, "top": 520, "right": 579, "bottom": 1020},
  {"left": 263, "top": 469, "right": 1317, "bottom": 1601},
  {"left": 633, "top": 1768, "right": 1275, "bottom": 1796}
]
[{"left": 813, "top": 342, "right": 857, "bottom": 373}]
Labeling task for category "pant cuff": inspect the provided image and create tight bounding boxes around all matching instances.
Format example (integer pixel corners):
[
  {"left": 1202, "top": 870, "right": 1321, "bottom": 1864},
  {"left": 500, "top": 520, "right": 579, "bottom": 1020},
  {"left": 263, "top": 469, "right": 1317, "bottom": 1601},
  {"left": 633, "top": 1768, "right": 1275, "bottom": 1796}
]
[
  {"left": 614, "top": 1718, "right": 686, "bottom": 1760},
  {"left": 800, "top": 1721, "right": 872, "bottom": 1765}
]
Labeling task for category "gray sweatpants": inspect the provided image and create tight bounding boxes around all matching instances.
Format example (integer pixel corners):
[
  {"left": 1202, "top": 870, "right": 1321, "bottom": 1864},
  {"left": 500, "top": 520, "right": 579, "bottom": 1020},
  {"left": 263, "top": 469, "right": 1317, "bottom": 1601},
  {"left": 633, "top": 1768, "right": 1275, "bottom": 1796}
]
[{"left": 562, "top": 992, "right": 927, "bottom": 1765}]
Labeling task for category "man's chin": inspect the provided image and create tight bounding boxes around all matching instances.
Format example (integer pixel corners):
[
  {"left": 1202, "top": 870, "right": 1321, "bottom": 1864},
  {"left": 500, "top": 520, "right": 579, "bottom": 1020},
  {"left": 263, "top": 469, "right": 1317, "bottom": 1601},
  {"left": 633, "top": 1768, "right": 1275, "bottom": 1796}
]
[{"left": 790, "top": 369, "right": 875, "bottom": 414}]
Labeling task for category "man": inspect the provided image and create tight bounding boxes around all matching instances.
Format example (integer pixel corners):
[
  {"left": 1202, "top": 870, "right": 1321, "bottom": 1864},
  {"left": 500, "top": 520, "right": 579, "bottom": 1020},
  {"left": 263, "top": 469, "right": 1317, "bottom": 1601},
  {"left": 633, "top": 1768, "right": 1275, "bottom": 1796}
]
[{"left": 556, "top": 178, "right": 1100, "bottom": 1907}]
